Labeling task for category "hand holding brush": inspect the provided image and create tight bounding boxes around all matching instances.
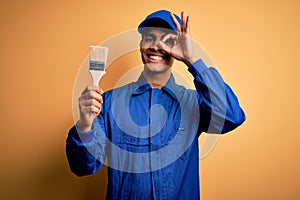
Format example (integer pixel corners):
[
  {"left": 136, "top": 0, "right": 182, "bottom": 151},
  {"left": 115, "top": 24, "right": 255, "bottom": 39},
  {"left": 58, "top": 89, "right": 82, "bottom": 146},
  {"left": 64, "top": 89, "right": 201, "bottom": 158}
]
[{"left": 76, "top": 46, "right": 109, "bottom": 132}]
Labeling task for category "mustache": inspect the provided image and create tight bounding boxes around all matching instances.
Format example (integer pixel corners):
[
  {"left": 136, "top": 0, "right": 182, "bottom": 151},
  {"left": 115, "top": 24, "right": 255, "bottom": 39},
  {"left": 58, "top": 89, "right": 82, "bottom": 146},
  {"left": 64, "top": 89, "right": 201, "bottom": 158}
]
[{"left": 146, "top": 48, "right": 171, "bottom": 58}]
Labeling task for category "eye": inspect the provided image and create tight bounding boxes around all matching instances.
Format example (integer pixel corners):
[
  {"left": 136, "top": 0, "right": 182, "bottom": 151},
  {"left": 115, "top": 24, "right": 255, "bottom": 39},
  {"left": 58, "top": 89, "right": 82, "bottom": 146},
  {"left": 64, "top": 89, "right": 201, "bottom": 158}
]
[
  {"left": 143, "top": 36, "right": 154, "bottom": 43},
  {"left": 165, "top": 38, "right": 176, "bottom": 47}
]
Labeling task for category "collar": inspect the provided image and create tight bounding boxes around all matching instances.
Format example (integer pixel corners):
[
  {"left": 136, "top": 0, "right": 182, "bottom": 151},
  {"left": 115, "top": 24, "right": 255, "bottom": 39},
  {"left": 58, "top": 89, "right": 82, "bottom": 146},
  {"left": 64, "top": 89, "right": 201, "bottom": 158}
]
[
  {"left": 161, "top": 75, "right": 180, "bottom": 100},
  {"left": 132, "top": 73, "right": 180, "bottom": 100},
  {"left": 132, "top": 74, "right": 152, "bottom": 95}
]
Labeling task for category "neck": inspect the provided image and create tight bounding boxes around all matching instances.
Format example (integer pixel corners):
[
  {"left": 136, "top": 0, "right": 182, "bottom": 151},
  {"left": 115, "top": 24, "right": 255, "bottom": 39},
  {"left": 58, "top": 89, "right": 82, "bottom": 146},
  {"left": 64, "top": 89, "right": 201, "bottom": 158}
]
[{"left": 142, "top": 70, "right": 171, "bottom": 89}]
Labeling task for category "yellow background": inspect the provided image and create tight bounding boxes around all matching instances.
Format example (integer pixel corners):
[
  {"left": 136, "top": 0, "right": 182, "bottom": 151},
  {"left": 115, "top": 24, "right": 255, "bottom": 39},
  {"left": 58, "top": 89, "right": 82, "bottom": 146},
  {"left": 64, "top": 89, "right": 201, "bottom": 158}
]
[{"left": 0, "top": 0, "right": 299, "bottom": 199}]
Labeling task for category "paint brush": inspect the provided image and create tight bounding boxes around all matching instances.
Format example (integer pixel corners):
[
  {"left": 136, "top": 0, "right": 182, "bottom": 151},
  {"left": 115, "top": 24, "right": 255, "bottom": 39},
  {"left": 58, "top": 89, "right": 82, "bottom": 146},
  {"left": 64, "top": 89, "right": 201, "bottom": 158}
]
[{"left": 89, "top": 46, "right": 109, "bottom": 86}]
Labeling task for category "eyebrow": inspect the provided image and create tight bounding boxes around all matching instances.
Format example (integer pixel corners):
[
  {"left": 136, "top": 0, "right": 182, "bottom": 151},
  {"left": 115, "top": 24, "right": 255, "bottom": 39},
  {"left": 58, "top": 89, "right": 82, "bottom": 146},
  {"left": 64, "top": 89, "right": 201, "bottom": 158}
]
[
  {"left": 143, "top": 33, "right": 169, "bottom": 40},
  {"left": 143, "top": 33, "right": 156, "bottom": 38}
]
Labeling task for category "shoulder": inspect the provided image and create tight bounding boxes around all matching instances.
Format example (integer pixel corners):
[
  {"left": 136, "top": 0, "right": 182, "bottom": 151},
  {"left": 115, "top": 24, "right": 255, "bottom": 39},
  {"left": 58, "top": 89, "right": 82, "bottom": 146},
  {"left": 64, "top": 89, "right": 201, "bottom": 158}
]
[
  {"left": 175, "top": 82, "right": 196, "bottom": 96},
  {"left": 102, "top": 82, "right": 137, "bottom": 100}
]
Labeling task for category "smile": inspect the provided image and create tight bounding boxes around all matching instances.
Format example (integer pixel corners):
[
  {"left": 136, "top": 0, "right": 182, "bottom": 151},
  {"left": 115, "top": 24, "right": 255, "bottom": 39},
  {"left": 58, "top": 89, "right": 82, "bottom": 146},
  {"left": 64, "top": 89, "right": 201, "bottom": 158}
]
[{"left": 146, "top": 53, "right": 165, "bottom": 62}]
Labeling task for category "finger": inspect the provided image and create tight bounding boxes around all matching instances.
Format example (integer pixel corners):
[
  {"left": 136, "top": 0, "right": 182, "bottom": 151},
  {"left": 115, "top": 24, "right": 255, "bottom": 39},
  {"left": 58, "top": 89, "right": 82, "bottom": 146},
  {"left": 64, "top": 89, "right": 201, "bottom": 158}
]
[
  {"left": 98, "top": 87, "right": 104, "bottom": 94},
  {"left": 181, "top": 11, "right": 186, "bottom": 31},
  {"left": 82, "top": 85, "right": 97, "bottom": 93},
  {"left": 186, "top": 15, "right": 190, "bottom": 34},
  {"left": 161, "top": 33, "right": 177, "bottom": 43},
  {"left": 158, "top": 41, "right": 171, "bottom": 54},
  {"left": 82, "top": 85, "right": 103, "bottom": 95},
  {"left": 90, "top": 104, "right": 101, "bottom": 114},
  {"left": 170, "top": 12, "right": 181, "bottom": 33},
  {"left": 181, "top": 12, "right": 190, "bottom": 33},
  {"left": 161, "top": 33, "right": 170, "bottom": 43},
  {"left": 88, "top": 91, "right": 103, "bottom": 103},
  {"left": 81, "top": 105, "right": 100, "bottom": 115},
  {"left": 89, "top": 105, "right": 99, "bottom": 113},
  {"left": 96, "top": 104, "right": 102, "bottom": 115},
  {"left": 79, "top": 99, "right": 102, "bottom": 109},
  {"left": 164, "top": 34, "right": 179, "bottom": 47},
  {"left": 80, "top": 90, "right": 103, "bottom": 103}
]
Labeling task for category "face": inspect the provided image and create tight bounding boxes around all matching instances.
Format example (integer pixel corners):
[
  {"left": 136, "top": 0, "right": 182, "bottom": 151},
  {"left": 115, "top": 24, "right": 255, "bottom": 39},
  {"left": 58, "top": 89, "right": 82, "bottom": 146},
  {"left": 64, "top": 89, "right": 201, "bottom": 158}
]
[{"left": 140, "top": 28, "right": 176, "bottom": 74}]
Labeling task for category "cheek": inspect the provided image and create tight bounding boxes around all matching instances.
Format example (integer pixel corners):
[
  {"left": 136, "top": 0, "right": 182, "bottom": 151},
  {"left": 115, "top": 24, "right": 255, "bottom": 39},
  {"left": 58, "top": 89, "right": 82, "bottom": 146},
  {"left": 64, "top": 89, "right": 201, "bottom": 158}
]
[
  {"left": 166, "top": 57, "right": 174, "bottom": 66},
  {"left": 140, "top": 40, "right": 153, "bottom": 49},
  {"left": 140, "top": 49, "right": 146, "bottom": 64}
]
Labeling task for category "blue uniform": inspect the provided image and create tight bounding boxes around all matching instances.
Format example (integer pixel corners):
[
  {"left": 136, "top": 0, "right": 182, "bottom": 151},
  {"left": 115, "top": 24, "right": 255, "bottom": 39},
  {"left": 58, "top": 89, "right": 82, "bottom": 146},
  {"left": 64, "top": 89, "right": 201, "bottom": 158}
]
[{"left": 66, "top": 59, "right": 245, "bottom": 199}]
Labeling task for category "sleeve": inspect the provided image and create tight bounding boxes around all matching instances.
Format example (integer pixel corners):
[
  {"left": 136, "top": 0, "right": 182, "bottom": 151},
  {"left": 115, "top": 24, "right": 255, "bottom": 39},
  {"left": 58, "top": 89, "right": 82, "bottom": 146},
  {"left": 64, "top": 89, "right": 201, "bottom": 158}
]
[
  {"left": 188, "top": 59, "right": 246, "bottom": 134},
  {"left": 66, "top": 115, "right": 107, "bottom": 177}
]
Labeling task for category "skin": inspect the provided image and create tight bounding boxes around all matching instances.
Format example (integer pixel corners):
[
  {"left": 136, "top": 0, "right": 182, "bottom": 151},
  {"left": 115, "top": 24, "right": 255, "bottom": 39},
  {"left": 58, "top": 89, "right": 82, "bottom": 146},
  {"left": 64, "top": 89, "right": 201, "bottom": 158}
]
[
  {"left": 77, "top": 11, "right": 198, "bottom": 132},
  {"left": 139, "top": 28, "right": 175, "bottom": 88}
]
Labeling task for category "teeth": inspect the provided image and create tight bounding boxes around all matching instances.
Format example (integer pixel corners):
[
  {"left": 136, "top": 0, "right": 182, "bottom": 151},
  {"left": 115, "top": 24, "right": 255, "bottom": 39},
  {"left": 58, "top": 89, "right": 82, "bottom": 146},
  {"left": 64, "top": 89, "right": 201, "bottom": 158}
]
[{"left": 149, "top": 55, "right": 163, "bottom": 61}]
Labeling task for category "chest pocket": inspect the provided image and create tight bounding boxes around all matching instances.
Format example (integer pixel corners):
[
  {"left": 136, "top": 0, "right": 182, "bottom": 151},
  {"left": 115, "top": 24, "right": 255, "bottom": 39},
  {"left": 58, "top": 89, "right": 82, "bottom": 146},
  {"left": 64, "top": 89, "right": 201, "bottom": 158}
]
[
  {"left": 120, "top": 132, "right": 150, "bottom": 153},
  {"left": 176, "top": 118, "right": 199, "bottom": 161}
]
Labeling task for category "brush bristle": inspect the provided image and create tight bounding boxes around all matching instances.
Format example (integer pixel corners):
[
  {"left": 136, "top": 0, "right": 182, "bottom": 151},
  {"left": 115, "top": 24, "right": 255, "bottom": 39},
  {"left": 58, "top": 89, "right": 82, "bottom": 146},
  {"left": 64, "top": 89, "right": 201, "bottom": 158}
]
[{"left": 90, "top": 60, "right": 106, "bottom": 71}]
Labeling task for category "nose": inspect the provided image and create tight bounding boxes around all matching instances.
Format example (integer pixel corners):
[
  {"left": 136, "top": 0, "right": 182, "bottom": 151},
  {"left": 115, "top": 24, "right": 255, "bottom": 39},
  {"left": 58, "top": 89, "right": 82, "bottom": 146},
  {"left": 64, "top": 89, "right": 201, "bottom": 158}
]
[{"left": 150, "top": 39, "right": 161, "bottom": 51}]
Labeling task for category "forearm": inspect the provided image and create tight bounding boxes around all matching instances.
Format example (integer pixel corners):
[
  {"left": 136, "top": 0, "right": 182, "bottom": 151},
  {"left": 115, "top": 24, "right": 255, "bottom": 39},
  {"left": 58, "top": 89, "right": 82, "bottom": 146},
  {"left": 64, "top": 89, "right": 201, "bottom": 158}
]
[
  {"left": 189, "top": 59, "right": 245, "bottom": 133},
  {"left": 66, "top": 125, "right": 103, "bottom": 176}
]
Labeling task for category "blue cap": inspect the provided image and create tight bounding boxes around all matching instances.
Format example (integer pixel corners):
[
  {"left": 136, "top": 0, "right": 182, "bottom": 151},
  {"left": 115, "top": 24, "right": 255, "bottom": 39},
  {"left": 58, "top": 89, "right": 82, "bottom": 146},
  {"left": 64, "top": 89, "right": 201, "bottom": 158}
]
[{"left": 138, "top": 10, "right": 182, "bottom": 34}]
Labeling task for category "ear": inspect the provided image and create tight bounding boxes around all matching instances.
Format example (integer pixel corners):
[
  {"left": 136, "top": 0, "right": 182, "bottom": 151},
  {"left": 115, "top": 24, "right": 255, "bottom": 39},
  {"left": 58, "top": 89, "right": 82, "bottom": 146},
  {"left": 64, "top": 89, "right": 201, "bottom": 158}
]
[{"left": 139, "top": 38, "right": 143, "bottom": 52}]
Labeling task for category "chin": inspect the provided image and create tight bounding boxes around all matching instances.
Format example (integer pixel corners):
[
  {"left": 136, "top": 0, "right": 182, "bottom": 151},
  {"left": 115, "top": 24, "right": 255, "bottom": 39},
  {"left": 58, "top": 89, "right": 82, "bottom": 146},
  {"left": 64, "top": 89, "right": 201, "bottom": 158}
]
[
  {"left": 142, "top": 56, "right": 173, "bottom": 72},
  {"left": 144, "top": 62, "right": 171, "bottom": 73}
]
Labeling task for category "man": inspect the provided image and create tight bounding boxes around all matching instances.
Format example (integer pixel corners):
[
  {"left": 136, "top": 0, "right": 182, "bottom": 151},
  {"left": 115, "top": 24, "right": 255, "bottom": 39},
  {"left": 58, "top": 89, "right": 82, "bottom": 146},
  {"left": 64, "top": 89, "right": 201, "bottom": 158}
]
[{"left": 66, "top": 10, "right": 245, "bottom": 199}]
